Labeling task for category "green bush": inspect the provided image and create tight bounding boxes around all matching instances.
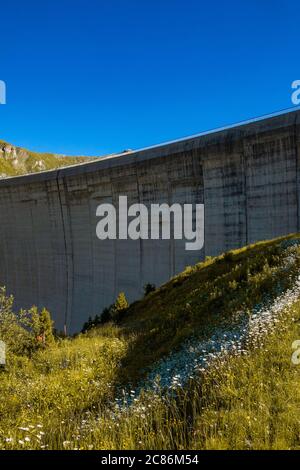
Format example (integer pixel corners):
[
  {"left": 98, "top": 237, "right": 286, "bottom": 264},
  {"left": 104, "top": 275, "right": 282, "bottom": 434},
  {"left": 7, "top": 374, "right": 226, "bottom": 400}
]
[
  {"left": 110, "top": 292, "right": 129, "bottom": 322},
  {"left": 0, "top": 287, "right": 55, "bottom": 355},
  {"left": 27, "top": 306, "right": 55, "bottom": 347},
  {"left": 143, "top": 283, "right": 156, "bottom": 296},
  {"left": 82, "top": 306, "right": 114, "bottom": 332},
  {"left": 0, "top": 287, "right": 32, "bottom": 355},
  {"left": 82, "top": 293, "right": 130, "bottom": 332}
]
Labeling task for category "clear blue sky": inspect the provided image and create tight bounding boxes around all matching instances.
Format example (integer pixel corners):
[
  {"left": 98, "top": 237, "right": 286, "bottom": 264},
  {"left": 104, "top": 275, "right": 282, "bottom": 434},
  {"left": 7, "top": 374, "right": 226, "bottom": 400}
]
[{"left": 0, "top": 0, "right": 299, "bottom": 156}]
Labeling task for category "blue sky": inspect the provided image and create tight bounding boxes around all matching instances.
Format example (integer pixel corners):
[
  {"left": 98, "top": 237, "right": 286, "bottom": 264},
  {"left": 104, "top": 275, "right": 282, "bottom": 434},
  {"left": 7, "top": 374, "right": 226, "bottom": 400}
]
[{"left": 0, "top": 0, "right": 299, "bottom": 156}]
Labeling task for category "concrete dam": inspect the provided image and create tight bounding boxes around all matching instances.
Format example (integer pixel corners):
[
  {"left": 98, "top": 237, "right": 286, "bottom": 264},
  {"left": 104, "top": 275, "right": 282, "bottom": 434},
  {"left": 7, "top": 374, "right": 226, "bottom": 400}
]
[{"left": 0, "top": 109, "right": 299, "bottom": 333}]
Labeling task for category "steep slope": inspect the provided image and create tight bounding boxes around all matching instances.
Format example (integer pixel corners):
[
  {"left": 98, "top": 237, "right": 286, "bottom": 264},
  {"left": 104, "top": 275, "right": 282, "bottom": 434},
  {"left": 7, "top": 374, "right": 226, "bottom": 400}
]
[
  {"left": 114, "top": 233, "right": 300, "bottom": 386},
  {"left": 1, "top": 233, "right": 300, "bottom": 449},
  {"left": 0, "top": 140, "right": 99, "bottom": 177}
]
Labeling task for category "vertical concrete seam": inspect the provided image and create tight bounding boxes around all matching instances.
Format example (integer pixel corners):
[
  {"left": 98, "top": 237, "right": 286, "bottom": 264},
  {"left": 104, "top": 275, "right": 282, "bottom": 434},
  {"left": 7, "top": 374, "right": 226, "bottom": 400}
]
[
  {"left": 202, "top": 149, "right": 206, "bottom": 259},
  {"left": 166, "top": 157, "right": 174, "bottom": 277},
  {"left": 85, "top": 173, "right": 96, "bottom": 316},
  {"left": 55, "top": 169, "right": 69, "bottom": 332},
  {"left": 110, "top": 168, "right": 117, "bottom": 298},
  {"left": 294, "top": 113, "right": 299, "bottom": 232},
  {"left": 242, "top": 136, "right": 248, "bottom": 245},
  {"left": 63, "top": 176, "right": 74, "bottom": 332},
  {"left": 135, "top": 157, "right": 144, "bottom": 295}
]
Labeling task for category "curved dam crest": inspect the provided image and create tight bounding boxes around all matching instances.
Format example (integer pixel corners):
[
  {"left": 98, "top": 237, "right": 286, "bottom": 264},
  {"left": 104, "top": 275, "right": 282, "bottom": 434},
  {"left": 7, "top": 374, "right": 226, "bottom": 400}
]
[{"left": 0, "top": 109, "right": 300, "bottom": 333}]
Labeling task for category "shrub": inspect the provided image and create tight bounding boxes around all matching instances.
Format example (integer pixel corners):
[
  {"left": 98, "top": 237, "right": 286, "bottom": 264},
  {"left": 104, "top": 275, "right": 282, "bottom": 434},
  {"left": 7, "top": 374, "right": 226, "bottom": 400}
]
[
  {"left": 82, "top": 315, "right": 94, "bottom": 332},
  {"left": 81, "top": 306, "right": 115, "bottom": 333},
  {"left": 101, "top": 307, "right": 112, "bottom": 324},
  {"left": 0, "top": 288, "right": 55, "bottom": 355},
  {"left": 143, "top": 283, "right": 156, "bottom": 296},
  {"left": 110, "top": 292, "right": 129, "bottom": 322},
  {"left": 0, "top": 287, "right": 32, "bottom": 355},
  {"left": 27, "top": 306, "right": 55, "bottom": 347}
]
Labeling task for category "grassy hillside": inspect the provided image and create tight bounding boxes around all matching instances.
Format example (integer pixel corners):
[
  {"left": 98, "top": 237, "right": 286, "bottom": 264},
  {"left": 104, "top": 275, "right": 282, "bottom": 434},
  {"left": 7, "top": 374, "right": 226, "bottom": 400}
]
[
  {"left": 0, "top": 140, "right": 98, "bottom": 177},
  {"left": 1, "top": 234, "right": 300, "bottom": 449}
]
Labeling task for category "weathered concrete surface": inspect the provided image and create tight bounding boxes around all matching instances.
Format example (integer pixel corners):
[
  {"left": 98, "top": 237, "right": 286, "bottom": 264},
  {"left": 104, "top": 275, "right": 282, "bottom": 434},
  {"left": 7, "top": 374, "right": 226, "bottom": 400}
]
[{"left": 0, "top": 109, "right": 299, "bottom": 333}]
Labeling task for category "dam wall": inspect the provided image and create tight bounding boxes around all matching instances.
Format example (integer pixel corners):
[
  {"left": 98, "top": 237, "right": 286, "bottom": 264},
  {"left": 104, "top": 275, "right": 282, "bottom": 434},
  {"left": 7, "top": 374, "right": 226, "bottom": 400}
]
[{"left": 0, "top": 109, "right": 299, "bottom": 333}]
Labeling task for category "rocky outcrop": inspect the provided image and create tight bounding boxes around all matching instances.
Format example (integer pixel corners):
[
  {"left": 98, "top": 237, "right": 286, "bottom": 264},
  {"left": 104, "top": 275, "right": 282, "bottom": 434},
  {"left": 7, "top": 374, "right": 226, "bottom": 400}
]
[
  {"left": 0, "top": 141, "right": 98, "bottom": 177},
  {"left": 1, "top": 143, "right": 17, "bottom": 159},
  {"left": 0, "top": 142, "right": 29, "bottom": 175}
]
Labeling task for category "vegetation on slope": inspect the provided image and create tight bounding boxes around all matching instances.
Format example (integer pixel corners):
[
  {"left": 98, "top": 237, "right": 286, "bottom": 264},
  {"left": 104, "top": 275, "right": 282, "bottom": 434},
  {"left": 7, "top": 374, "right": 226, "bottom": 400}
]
[
  {"left": 1, "top": 234, "right": 300, "bottom": 449},
  {"left": 0, "top": 139, "right": 98, "bottom": 177},
  {"left": 191, "top": 302, "right": 300, "bottom": 450}
]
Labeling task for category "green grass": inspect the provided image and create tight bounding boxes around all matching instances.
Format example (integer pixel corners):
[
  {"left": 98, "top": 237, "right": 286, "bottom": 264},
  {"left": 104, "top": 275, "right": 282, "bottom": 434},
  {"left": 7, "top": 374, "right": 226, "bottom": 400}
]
[
  {"left": 0, "top": 139, "right": 98, "bottom": 177},
  {"left": 1, "top": 233, "right": 300, "bottom": 449},
  {"left": 115, "top": 233, "right": 300, "bottom": 385},
  {"left": 190, "top": 305, "right": 300, "bottom": 450}
]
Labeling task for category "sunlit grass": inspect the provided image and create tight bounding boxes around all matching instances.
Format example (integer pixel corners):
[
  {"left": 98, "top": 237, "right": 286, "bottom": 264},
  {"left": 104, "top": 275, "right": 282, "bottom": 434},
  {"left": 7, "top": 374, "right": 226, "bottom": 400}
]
[
  {"left": 1, "top": 234, "right": 300, "bottom": 449},
  {"left": 0, "top": 139, "right": 97, "bottom": 177}
]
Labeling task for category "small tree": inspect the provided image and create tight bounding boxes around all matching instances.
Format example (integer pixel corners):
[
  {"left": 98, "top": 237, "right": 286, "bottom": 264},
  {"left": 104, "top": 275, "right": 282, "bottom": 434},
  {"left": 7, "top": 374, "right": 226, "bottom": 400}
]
[
  {"left": 82, "top": 316, "right": 93, "bottom": 333},
  {"left": 39, "top": 308, "right": 55, "bottom": 346},
  {"left": 115, "top": 292, "right": 128, "bottom": 311},
  {"left": 25, "top": 306, "right": 55, "bottom": 348},
  {"left": 100, "top": 307, "right": 112, "bottom": 324},
  {"left": 143, "top": 283, "right": 156, "bottom": 296},
  {"left": 0, "top": 287, "right": 32, "bottom": 355},
  {"left": 81, "top": 294, "right": 129, "bottom": 332},
  {"left": 110, "top": 292, "right": 129, "bottom": 322}
]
